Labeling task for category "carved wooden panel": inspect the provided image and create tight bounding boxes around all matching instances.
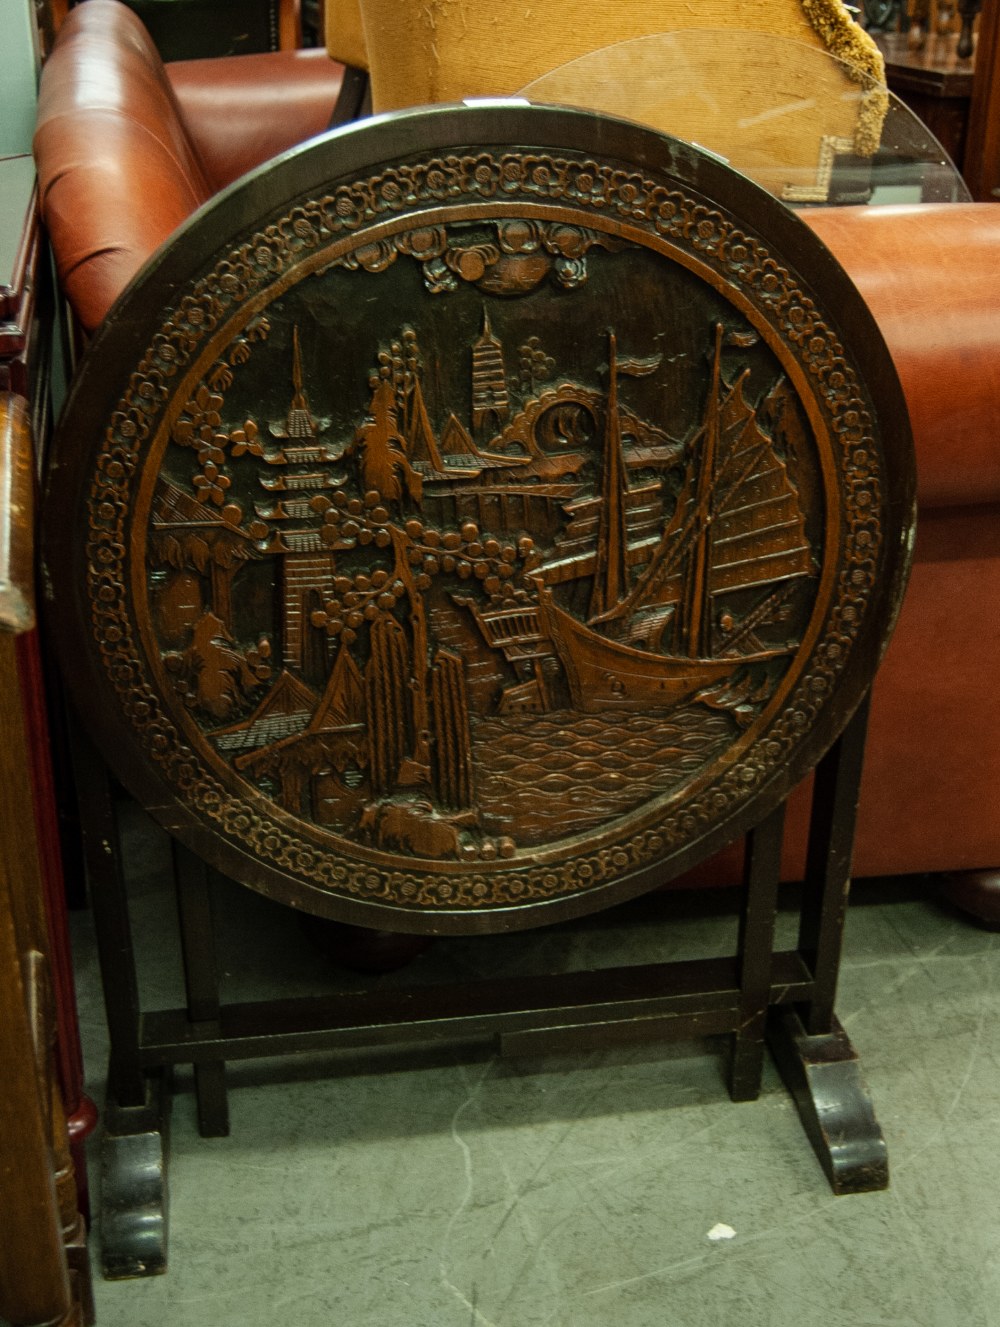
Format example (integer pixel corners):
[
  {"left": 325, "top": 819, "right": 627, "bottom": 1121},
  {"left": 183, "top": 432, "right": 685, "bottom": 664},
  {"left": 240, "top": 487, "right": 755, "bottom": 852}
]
[{"left": 44, "top": 106, "right": 914, "bottom": 931}]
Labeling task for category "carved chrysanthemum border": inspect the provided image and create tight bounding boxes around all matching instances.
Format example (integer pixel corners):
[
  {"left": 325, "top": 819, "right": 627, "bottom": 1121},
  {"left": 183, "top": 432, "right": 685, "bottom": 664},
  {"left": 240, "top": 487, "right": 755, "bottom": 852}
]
[{"left": 84, "top": 147, "right": 883, "bottom": 912}]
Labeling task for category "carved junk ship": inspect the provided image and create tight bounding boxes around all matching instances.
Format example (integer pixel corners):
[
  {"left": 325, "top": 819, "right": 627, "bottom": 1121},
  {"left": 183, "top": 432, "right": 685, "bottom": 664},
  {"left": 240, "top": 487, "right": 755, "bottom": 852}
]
[{"left": 474, "top": 325, "right": 816, "bottom": 713}]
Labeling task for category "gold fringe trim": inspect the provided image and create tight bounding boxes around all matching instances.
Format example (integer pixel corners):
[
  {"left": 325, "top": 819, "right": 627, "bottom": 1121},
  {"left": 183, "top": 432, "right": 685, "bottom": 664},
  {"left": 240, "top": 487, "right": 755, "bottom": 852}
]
[{"left": 801, "top": 0, "right": 889, "bottom": 156}]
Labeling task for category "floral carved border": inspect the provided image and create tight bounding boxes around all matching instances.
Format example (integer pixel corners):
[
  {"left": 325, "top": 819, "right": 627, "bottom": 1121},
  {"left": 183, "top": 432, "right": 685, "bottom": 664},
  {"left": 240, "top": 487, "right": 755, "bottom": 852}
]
[{"left": 83, "top": 146, "right": 884, "bottom": 912}]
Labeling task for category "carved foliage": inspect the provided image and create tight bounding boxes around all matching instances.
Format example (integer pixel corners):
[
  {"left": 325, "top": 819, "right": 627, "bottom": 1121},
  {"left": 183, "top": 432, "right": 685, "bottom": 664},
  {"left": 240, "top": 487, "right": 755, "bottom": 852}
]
[{"left": 341, "top": 218, "right": 623, "bottom": 293}]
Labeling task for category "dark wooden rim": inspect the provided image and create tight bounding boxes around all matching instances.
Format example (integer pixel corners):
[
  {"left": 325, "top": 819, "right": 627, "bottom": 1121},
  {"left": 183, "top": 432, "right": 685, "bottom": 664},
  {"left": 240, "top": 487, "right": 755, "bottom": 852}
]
[{"left": 44, "top": 103, "right": 915, "bottom": 933}]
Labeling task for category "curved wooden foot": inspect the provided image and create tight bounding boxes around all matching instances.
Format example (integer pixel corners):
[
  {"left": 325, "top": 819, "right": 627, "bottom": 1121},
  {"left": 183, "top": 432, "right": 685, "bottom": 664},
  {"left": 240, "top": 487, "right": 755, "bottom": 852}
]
[
  {"left": 100, "top": 1072, "right": 170, "bottom": 1279},
  {"left": 941, "top": 870, "right": 1000, "bottom": 931},
  {"left": 767, "top": 1009, "right": 888, "bottom": 1195}
]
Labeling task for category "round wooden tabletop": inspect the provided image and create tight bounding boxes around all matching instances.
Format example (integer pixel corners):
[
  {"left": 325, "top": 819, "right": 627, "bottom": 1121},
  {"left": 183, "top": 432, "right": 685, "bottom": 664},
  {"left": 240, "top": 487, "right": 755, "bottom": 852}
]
[{"left": 44, "top": 104, "right": 915, "bottom": 932}]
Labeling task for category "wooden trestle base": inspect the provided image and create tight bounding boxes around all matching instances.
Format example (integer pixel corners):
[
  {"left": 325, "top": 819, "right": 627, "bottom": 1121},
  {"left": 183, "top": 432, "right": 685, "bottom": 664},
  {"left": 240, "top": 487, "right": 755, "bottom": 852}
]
[{"left": 85, "top": 700, "right": 887, "bottom": 1280}]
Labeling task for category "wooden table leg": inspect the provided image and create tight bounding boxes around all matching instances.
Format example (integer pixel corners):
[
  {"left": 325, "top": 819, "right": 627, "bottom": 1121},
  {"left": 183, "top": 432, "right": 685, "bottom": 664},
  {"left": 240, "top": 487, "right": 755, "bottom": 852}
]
[{"left": 768, "top": 696, "right": 889, "bottom": 1193}]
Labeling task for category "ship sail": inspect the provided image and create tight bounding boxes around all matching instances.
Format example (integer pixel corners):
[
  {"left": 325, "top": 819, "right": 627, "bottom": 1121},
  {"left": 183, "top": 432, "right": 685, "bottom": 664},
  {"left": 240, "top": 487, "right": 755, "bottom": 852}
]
[
  {"left": 594, "top": 326, "right": 813, "bottom": 661},
  {"left": 461, "top": 323, "right": 814, "bottom": 715},
  {"left": 404, "top": 375, "right": 446, "bottom": 473}
]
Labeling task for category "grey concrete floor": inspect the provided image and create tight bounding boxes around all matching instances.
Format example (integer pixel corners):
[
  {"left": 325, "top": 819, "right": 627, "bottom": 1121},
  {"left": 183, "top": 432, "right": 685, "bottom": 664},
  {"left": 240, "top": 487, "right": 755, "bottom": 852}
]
[{"left": 69, "top": 814, "right": 1000, "bottom": 1327}]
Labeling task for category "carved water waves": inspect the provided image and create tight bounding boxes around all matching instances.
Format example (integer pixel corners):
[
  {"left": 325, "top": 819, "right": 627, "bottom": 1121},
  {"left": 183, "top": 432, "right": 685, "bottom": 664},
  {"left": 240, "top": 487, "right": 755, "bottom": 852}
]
[{"left": 471, "top": 708, "right": 737, "bottom": 845}]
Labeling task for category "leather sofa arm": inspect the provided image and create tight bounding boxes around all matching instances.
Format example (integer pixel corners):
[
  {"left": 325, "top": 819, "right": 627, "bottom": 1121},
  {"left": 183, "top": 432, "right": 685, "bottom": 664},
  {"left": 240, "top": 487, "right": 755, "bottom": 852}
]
[
  {"left": 34, "top": 0, "right": 215, "bottom": 334},
  {"left": 803, "top": 203, "right": 1000, "bottom": 511},
  {"left": 34, "top": 0, "right": 345, "bottom": 334},
  {"left": 166, "top": 48, "right": 347, "bottom": 191},
  {"left": 0, "top": 396, "right": 35, "bottom": 637}
]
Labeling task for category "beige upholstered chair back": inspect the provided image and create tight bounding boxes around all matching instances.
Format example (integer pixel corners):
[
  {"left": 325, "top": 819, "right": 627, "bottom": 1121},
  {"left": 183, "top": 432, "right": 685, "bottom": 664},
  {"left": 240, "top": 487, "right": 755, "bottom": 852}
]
[
  {"left": 325, "top": 0, "right": 886, "bottom": 203},
  {"left": 359, "top": 1, "right": 877, "bottom": 114},
  {"left": 324, "top": 0, "right": 368, "bottom": 72}
]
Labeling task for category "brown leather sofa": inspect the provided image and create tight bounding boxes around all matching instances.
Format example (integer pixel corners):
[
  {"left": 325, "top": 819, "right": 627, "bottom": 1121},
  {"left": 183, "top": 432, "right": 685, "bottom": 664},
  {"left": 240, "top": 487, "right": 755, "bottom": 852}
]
[{"left": 33, "top": 0, "right": 1000, "bottom": 916}]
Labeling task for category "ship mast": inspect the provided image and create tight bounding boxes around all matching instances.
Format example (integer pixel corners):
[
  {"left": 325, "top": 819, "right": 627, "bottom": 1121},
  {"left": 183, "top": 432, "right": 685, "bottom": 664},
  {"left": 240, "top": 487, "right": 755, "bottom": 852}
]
[
  {"left": 588, "top": 331, "right": 630, "bottom": 621},
  {"left": 680, "top": 322, "right": 724, "bottom": 659}
]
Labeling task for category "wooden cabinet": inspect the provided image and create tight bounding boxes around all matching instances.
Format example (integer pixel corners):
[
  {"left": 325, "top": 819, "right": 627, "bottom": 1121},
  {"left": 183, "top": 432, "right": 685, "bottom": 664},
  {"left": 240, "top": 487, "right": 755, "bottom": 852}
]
[
  {"left": 0, "top": 156, "right": 50, "bottom": 422},
  {"left": 964, "top": 0, "right": 1000, "bottom": 198},
  {"left": 875, "top": 31, "right": 976, "bottom": 171},
  {"left": 0, "top": 156, "right": 95, "bottom": 1327},
  {"left": 875, "top": 2, "right": 1000, "bottom": 199},
  {"left": 0, "top": 393, "right": 92, "bottom": 1327}
]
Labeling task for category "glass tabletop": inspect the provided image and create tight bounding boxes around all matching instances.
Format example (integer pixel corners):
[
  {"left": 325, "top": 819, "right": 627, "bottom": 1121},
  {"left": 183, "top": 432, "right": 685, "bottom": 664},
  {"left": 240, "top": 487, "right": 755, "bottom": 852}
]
[{"left": 518, "top": 30, "right": 970, "bottom": 207}]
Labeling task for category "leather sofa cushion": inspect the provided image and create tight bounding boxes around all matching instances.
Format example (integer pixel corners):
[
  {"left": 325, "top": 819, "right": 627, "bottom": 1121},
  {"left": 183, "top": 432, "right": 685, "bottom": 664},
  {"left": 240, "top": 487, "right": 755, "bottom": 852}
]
[{"left": 166, "top": 48, "right": 344, "bottom": 191}]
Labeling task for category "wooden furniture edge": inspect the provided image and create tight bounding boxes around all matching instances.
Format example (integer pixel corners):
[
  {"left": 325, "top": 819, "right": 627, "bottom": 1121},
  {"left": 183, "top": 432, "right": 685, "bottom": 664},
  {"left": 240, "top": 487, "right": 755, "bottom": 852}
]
[{"left": 0, "top": 393, "right": 35, "bottom": 635}]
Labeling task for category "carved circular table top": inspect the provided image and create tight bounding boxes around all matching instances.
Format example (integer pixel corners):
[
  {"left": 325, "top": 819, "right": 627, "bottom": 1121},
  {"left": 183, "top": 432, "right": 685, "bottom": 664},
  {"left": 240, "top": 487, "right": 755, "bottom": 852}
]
[{"left": 45, "top": 105, "right": 914, "bottom": 932}]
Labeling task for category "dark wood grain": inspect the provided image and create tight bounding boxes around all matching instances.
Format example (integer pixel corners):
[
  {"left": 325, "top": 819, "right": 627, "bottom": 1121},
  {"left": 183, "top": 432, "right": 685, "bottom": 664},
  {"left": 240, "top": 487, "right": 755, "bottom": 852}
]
[
  {"left": 0, "top": 857, "right": 82, "bottom": 1327},
  {"left": 964, "top": 0, "right": 1000, "bottom": 197},
  {"left": 0, "top": 393, "right": 34, "bottom": 633}
]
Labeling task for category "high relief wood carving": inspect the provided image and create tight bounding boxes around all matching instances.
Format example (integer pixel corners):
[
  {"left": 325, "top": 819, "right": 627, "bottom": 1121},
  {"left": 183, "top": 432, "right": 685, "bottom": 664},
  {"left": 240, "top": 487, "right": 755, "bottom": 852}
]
[{"left": 48, "top": 109, "right": 911, "bottom": 927}]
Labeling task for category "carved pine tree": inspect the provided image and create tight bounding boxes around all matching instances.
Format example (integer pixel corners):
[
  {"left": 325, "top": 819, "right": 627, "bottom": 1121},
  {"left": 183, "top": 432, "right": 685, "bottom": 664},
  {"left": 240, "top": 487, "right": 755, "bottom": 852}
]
[
  {"left": 431, "top": 649, "right": 473, "bottom": 810},
  {"left": 365, "top": 615, "right": 410, "bottom": 795}
]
